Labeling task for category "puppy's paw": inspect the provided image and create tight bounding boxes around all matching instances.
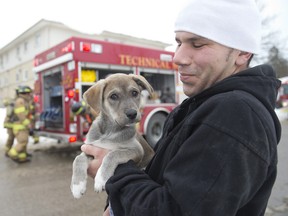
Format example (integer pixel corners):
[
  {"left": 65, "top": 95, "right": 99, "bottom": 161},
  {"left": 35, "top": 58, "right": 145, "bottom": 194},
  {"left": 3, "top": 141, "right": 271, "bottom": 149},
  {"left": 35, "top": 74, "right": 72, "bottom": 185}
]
[
  {"left": 71, "top": 181, "right": 87, "bottom": 199},
  {"left": 71, "top": 152, "right": 89, "bottom": 198},
  {"left": 94, "top": 181, "right": 105, "bottom": 193},
  {"left": 94, "top": 172, "right": 106, "bottom": 193}
]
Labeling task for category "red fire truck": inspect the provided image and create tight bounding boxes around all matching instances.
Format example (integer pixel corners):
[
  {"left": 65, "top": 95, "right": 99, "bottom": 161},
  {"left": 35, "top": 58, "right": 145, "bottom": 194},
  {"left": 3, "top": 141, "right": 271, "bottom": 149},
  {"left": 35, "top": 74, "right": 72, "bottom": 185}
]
[
  {"left": 276, "top": 76, "right": 288, "bottom": 108},
  {"left": 33, "top": 37, "right": 185, "bottom": 147}
]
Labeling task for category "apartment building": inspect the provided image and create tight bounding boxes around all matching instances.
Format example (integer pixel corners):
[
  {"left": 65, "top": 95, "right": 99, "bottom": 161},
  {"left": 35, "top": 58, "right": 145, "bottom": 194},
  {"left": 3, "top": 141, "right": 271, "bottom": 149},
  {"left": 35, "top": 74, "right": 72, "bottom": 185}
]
[{"left": 0, "top": 19, "right": 170, "bottom": 107}]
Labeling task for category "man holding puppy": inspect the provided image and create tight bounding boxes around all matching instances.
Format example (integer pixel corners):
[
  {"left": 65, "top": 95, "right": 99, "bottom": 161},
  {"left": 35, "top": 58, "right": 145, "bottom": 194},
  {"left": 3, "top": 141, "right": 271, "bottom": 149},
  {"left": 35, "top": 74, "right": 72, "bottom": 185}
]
[{"left": 82, "top": 0, "right": 281, "bottom": 215}]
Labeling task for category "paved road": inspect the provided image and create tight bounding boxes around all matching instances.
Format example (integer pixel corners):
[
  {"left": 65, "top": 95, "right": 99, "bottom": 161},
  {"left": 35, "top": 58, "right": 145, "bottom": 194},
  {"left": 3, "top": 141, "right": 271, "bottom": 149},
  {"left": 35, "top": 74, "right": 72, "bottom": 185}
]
[
  {"left": 0, "top": 120, "right": 288, "bottom": 216},
  {"left": 266, "top": 120, "right": 288, "bottom": 216},
  {"left": 0, "top": 144, "right": 107, "bottom": 216}
]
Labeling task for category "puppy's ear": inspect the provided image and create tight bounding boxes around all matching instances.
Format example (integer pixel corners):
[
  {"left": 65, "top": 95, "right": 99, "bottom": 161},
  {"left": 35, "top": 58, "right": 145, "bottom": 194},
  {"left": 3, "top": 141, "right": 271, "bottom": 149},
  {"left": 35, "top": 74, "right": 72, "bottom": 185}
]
[
  {"left": 130, "top": 74, "right": 154, "bottom": 97},
  {"left": 83, "top": 79, "right": 106, "bottom": 114}
]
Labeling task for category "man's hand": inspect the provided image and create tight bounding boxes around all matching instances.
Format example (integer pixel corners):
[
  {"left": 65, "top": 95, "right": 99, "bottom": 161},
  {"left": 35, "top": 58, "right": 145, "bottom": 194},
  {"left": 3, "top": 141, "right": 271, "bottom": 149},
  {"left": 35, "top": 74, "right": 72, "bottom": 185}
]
[
  {"left": 103, "top": 207, "right": 110, "bottom": 216},
  {"left": 81, "top": 144, "right": 109, "bottom": 178}
]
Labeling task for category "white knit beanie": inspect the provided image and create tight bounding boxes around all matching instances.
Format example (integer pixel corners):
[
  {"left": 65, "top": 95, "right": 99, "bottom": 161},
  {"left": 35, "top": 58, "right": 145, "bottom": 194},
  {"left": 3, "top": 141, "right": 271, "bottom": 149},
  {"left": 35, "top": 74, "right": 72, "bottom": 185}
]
[{"left": 174, "top": 0, "right": 261, "bottom": 54}]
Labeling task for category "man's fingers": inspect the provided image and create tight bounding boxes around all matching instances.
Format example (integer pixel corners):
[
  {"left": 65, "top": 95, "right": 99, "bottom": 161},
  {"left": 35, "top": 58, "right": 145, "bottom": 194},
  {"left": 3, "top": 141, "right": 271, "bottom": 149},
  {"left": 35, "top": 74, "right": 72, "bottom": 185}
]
[{"left": 81, "top": 144, "right": 90, "bottom": 152}]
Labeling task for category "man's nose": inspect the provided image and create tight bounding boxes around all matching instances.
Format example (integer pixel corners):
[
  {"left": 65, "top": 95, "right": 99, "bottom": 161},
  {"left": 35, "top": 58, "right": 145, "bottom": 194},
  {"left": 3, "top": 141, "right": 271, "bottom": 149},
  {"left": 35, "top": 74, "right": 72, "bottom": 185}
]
[{"left": 173, "top": 46, "right": 191, "bottom": 66}]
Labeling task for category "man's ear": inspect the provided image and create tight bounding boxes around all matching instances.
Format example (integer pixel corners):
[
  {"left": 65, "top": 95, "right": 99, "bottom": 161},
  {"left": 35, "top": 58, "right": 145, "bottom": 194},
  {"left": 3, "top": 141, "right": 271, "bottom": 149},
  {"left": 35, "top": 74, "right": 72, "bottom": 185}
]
[{"left": 236, "top": 51, "right": 253, "bottom": 66}]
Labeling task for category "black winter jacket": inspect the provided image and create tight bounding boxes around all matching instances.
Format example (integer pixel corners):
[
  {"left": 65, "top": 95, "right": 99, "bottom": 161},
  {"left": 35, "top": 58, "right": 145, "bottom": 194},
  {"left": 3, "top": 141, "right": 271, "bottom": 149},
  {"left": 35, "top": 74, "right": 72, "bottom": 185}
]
[{"left": 106, "top": 64, "right": 282, "bottom": 216}]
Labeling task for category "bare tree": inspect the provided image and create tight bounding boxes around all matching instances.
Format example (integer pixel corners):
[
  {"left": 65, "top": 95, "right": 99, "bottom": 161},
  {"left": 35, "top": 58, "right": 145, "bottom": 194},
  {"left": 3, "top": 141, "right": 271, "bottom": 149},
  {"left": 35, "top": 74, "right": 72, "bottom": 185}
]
[
  {"left": 266, "top": 46, "right": 288, "bottom": 78},
  {"left": 252, "top": 0, "right": 288, "bottom": 74}
]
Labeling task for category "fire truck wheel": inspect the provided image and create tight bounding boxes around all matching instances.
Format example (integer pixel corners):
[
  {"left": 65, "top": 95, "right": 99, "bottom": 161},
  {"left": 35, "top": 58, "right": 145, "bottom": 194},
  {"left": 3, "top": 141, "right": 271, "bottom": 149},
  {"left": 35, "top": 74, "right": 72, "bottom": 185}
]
[{"left": 145, "top": 112, "right": 167, "bottom": 148}]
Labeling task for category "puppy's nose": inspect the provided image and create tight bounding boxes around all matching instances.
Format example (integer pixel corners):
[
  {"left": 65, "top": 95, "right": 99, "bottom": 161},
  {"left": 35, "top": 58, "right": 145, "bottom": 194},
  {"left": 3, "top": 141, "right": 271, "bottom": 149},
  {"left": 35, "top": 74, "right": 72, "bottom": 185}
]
[{"left": 125, "top": 109, "right": 137, "bottom": 120}]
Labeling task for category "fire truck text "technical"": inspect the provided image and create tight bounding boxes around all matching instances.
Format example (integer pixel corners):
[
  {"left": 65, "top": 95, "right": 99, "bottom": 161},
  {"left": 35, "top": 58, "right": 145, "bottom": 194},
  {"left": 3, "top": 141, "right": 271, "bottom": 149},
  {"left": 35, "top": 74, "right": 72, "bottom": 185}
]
[{"left": 119, "top": 54, "right": 172, "bottom": 69}]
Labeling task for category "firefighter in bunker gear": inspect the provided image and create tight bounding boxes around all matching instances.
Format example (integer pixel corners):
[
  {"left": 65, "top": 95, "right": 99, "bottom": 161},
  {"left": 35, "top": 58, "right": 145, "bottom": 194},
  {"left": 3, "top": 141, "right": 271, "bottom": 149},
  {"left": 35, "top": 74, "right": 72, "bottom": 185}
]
[
  {"left": 71, "top": 100, "right": 95, "bottom": 125},
  {"left": 7, "top": 86, "right": 33, "bottom": 163},
  {"left": 3, "top": 98, "right": 16, "bottom": 156}
]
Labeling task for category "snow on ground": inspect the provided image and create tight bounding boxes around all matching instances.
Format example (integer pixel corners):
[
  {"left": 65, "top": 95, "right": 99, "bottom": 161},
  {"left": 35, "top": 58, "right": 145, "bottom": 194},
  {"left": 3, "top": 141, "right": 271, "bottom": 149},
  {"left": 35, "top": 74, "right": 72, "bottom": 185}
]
[
  {"left": 0, "top": 108, "right": 62, "bottom": 150},
  {"left": 0, "top": 108, "right": 8, "bottom": 147},
  {"left": 275, "top": 107, "right": 288, "bottom": 122},
  {"left": 0, "top": 107, "right": 287, "bottom": 149}
]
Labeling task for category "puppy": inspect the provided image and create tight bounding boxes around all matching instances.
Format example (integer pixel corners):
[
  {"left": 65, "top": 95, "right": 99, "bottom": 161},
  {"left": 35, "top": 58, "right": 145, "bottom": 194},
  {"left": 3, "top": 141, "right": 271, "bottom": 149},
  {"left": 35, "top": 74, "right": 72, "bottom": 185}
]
[{"left": 71, "top": 73, "right": 155, "bottom": 198}]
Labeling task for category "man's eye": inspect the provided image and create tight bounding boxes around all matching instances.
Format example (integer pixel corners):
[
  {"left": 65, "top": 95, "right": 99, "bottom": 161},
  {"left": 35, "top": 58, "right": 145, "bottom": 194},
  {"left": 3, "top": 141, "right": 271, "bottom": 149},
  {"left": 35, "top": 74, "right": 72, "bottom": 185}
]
[
  {"left": 192, "top": 43, "right": 205, "bottom": 48},
  {"left": 110, "top": 94, "right": 118, "bottom": 100},
  {"left": 175, "top": 39, "right": 181, "bottom": 47}
]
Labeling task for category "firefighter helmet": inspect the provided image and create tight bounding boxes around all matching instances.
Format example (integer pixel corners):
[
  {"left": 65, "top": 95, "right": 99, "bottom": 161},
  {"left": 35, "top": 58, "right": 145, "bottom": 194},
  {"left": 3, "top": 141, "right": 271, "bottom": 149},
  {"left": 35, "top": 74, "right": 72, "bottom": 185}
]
[
  {"left": 17, "top": 86, "right": 32, "bottom": 94},
  {"left": 71, "top": 101, "right": 87, "bottom": 115}
]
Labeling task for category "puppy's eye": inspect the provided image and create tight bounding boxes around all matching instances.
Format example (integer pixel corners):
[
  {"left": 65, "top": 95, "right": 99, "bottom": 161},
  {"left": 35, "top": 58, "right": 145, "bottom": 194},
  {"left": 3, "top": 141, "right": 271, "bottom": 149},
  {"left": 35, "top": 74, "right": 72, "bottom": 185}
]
[
  {"left": 131, "top": 91, "right": 139, "bottom": 97},
  {"left": 110, "top": 94, "right": 119, "bottom": 100}
]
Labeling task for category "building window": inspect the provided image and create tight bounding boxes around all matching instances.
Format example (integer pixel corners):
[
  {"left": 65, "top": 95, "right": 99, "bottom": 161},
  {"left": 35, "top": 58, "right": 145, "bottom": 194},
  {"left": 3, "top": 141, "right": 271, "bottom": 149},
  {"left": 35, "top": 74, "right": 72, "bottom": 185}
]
[
  {"left": 16, "top": 46, "right": 20, "bottom": 56},
  {"left": 24, "top": 41, "right": 28, "bottom": 53},
  {"left": 5, "top": 52, "right": 9, "bottom": 63},
  {"left": 16, "top": 46, "right": 21, "bottom": 60},
  {"left": 16, "top": 69, "right": 22, "bottom": 82},
  {"left": 4, "top": 71, "right": 9, "bottom": 86},
  {"left": 35, "top": 34, "right": 41, "bottom": 48},
  {"left": 23, "top": 69, "right": 29, "bottom": 81}
]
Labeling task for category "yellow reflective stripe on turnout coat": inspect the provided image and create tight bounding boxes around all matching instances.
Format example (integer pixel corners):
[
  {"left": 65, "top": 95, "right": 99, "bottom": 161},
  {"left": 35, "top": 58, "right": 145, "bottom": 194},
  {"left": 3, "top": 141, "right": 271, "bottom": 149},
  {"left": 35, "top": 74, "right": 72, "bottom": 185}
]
[{"left": 12, "top": 96, "right": 31, "bottom": 134}]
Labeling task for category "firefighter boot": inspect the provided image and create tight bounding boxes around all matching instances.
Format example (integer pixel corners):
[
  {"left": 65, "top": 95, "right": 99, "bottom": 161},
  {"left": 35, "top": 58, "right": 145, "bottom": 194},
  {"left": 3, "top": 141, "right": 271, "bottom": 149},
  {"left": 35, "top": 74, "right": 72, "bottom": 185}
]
[
  {"left": 4, "top": 128, "right": 15, "bottom": 157},
  {"left": 4, "top": 146, "right": 10, "bottom": 157},
  {"left": 17, "top": 152, "right": 31, "bottom": 163},
  {"left": 7, "top": 148, "right": 30, "bottom": 163},
  {"left": 7, "top": 147, "right": 18, "bottom": 160}
]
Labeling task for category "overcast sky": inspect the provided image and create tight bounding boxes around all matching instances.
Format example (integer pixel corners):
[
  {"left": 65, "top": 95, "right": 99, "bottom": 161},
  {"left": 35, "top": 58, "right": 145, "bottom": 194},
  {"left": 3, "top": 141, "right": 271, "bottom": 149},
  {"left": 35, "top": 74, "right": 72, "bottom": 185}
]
[{"left": 0, "top": 0, "right": 287, "bottom": 51}]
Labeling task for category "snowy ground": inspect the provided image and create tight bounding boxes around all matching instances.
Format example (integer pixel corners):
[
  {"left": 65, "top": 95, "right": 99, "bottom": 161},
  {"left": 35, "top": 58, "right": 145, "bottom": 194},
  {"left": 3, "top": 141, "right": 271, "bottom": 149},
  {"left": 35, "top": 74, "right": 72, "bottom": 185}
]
[
  {"left": 275, "top": 107, "right": 288, "bottom": 122},
  {"left": 0, "top": 108, "right": 63, "bottom": 150}
]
